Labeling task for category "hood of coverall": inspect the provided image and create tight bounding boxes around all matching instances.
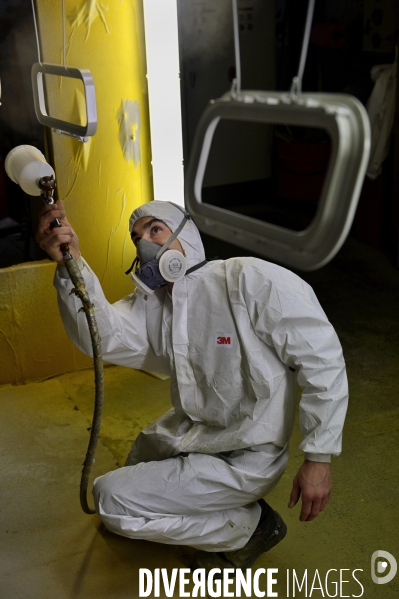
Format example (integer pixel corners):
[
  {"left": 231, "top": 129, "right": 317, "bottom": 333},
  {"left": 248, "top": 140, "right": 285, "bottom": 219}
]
[{"left": 129, "top": 201, "right": 206, "bottom": 271}]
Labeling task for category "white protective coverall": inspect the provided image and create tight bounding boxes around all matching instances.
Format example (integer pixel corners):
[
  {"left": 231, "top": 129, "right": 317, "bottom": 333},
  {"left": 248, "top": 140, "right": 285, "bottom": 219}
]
[{"left": 54, "top": 201, "right": 348, "bottom": 552}]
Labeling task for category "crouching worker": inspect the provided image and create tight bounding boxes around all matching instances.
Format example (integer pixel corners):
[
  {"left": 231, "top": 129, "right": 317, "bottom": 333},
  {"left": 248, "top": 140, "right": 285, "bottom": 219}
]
[{"left": 36, "top": 199, "right": 348, "bottom": 573}]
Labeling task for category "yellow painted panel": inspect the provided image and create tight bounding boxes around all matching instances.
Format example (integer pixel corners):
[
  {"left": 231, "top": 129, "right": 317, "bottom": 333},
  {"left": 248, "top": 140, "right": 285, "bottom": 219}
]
[
  {"left": 0, "top": 261, "right": 91, "bottom": 385},
  {"left": 0, "top": 0, "right": 152, "bottom": 384},
  {"left": 36, "top": 0, "right": 153, "bottom": 302}
]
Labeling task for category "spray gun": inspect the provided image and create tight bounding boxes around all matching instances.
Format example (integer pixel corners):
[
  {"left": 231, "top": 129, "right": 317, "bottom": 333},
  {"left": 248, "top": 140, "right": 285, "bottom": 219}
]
[
  {"left": 5, "top": 145, "right": 103, "bottom": 515},
  {"left": 38, "top": 174, "right": 74, "bottom": 256}
]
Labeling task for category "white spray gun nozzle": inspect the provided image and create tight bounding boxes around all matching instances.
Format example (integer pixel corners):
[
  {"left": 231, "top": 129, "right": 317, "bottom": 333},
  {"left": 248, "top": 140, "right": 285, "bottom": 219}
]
[{"left": 4, "top": 145, "right": 55, "bottom": 196}]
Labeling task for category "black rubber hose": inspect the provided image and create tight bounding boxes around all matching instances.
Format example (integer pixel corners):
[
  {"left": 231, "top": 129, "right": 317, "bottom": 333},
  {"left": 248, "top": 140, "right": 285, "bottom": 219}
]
[{"left": 64, "top": 255, "right": 104, "bottom": 515}]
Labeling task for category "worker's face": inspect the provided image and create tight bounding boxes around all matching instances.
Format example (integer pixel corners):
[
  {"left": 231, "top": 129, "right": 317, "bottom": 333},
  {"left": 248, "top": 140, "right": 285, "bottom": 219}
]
[{"left": 131, "top": 216, "right": 184, "bottom": 254}]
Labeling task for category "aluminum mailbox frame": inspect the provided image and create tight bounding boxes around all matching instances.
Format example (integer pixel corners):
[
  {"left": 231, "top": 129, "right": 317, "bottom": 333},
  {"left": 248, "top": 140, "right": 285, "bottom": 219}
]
[{"left": 185, "top": 91, "right": 370, "bottom": 270}]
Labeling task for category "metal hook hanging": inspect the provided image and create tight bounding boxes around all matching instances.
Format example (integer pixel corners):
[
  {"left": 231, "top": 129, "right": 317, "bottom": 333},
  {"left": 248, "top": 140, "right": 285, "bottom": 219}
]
[
  {"left": 61, "top": 0, "right": 67, "bottom": 69},
  {"left": 231, "top": 0, "right": 242, "bottom": 98},
  {"left": 30, "top": 0, "right": 42, "bottom": 66},
  {"left": 31, "top": 0, "right": 67, "bottom": 68},
  {"left": 231, "top": 0, "right": 315, "bottom": 102},
  {"left": 290, "top": 0, "right": 315, "bottom": 102}
]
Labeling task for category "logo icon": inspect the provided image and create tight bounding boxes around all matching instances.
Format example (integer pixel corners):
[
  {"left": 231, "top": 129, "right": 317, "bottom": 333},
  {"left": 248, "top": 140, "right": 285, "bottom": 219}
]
[
  {"left": 371, "top": 551, "right": 397, "bottom": 584},
  {"left": 215, "top": 334, "right": 233, "bottom": 348}
]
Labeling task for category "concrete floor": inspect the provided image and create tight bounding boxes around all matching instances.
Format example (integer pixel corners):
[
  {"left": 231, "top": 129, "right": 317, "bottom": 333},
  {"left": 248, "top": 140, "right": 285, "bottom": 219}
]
[{"left": 0, "top": 237, "right": 398, "bottom": 598}]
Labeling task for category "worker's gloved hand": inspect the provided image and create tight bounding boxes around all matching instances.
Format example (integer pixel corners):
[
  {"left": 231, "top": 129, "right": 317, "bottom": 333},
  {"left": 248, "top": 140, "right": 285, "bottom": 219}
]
[
  {"left": 288, "top": 460, "right": 332, "bottom": 522},
  {"left": 36, "top": 199, "right": 80, "bottom": 265}
]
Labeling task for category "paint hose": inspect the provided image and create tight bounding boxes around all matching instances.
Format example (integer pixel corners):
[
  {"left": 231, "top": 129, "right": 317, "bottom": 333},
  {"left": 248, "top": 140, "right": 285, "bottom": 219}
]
[
  {"left": 62, "top": 253, "right": 104, "bottom": 515},
  {"left": 45, "top": 182, "right": 103, "bottom": 515}
]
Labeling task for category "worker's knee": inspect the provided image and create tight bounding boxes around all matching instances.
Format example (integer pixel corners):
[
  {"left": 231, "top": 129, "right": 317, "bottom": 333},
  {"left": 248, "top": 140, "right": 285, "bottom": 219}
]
[
  {"left": 92, "top": 473, "right": 106, "bottom": 511},
  {"left": 92, "top": 470, "right": 121, "bottom": 515},
  {"left": 92, "top": 466, "right": 145, "bottom": 516}
]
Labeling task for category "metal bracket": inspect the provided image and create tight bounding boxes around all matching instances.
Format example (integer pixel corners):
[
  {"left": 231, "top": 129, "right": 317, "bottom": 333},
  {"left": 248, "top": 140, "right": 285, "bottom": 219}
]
[
  {"left": 185, "top": 91, "right": 371, "bottom": 271},
  {"left": 31, "top": 62, "right": 97, "bottom": 140}
]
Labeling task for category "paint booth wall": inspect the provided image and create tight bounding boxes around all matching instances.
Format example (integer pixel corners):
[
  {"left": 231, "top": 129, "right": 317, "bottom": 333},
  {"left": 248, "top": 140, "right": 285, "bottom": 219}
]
[{"left": 0, "top": 0, "right": 152, "bottom": 385}]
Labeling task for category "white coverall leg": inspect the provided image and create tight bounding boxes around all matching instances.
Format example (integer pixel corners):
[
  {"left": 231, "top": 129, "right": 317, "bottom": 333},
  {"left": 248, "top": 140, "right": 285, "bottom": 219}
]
[{"left": 93, "top": 443, "right": 288, "bottom": 552}]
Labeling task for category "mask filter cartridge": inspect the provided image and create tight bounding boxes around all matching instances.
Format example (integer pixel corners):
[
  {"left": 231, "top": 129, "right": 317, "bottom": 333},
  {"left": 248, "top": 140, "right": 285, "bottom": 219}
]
[{"left": 159, "top": 249, "right": 186, "bottom": 282}]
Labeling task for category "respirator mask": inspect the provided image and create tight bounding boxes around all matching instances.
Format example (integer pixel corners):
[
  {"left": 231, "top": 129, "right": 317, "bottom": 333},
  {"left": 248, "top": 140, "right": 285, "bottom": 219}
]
[{"left": 126, "top": 206, "right": 199, "bottom": 295}]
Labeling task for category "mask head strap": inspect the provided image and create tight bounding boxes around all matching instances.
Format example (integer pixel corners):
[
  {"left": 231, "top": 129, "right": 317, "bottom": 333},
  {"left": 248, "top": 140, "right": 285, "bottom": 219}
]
[
  {"left": 154, "top": 203, "right": 191, "bottom": 260},
  {"left": 125, "top": 256, "right": 139, "bottom": 275}
]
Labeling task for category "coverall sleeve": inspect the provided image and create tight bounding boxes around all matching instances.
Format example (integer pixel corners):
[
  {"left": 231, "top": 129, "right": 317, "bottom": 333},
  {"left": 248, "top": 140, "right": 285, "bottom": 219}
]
[
  {"left": 53, "top": 256, "right": 168, "bottom": 373},
  {"left": 241, "top": 263, "right": 348, "bottom": 461}
]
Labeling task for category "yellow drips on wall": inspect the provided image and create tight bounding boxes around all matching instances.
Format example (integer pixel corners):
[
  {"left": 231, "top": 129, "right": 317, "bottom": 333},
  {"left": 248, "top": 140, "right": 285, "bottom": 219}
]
[{"left": 0, "top": 0, "right": 153, "bottom": 385}]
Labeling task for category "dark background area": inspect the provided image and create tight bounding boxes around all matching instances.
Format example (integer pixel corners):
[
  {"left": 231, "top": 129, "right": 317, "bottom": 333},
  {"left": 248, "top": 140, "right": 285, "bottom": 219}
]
[{"left": 0, "top": 0, "right": 47, "bottom": 267}]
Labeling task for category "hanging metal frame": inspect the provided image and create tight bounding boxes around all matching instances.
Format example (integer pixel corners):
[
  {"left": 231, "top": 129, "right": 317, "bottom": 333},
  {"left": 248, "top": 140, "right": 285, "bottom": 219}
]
[
  {"left": 31, "top": 63, "right": 97, "bottom": 140},
  {"left": 184, "top": 0, "right": 371, "bottom": 270}
]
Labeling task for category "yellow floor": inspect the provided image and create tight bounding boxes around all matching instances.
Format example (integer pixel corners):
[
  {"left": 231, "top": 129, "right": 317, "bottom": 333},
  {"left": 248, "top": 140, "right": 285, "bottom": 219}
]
[{"left": 0, "top": 238, "right": 398, "bottom": 598}]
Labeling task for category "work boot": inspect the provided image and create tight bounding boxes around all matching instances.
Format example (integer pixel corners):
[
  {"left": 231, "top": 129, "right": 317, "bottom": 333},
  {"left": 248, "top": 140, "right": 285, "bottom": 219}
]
[{"left": 191, "top": 499, "right": 286, "bottom": 576}]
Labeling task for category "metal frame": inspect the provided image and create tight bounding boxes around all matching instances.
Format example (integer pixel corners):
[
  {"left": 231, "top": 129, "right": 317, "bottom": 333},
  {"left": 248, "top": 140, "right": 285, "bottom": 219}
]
[
  {"left": 185, "top": 91, "right": 371, "bottom": 270},
  {"left": 31, "top": 63, "right": 97, "bottom": 140}
]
